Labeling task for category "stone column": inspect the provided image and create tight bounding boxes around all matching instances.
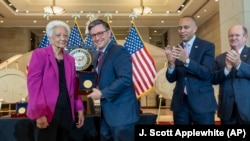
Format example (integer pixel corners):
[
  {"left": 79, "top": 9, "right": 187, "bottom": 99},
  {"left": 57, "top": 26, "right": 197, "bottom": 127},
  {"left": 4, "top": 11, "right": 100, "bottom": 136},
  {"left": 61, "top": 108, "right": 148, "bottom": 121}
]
[{"left": 219, "top": 0, "right": 250, "bottom": 53}]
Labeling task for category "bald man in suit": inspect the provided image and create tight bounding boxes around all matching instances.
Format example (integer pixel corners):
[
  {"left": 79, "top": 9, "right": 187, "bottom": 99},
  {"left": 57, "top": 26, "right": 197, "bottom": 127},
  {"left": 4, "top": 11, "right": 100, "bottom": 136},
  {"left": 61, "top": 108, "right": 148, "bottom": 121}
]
[
  {"left": 164, "top": 15, "right": 217, "bottom": 125},
  {"left": 213, "top": 25, "right": 250, "bottom": 124}
]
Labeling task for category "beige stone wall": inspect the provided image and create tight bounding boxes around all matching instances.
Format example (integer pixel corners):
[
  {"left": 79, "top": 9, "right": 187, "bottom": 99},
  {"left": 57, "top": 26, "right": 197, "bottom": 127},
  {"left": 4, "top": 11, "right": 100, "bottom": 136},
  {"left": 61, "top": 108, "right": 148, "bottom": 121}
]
[
  {"left": 137, "top": 27, "right": 150, "bottom": 43},
  {"left": 0, "top": 28, "right": 31, "bottom": 62},
  {"left": 197, "top": 12, "right": 221, "bottom": 56},
  {"left": 167, "top": 28, "right": 181, "bottom": 46},
  {"left": 219, "top": 0, "right": 250, "bottom": 53}
]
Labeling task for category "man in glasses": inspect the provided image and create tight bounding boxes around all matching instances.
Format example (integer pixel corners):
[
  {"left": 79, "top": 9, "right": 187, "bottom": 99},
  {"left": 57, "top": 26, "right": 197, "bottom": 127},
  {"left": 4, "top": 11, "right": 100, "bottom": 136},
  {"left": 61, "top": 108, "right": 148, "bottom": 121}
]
[
  {"left": 87, "top": 19, "right": 140, "bottom": 141},
  {"left": 213, "top": 25, "right": 250, "bottom": 124}
]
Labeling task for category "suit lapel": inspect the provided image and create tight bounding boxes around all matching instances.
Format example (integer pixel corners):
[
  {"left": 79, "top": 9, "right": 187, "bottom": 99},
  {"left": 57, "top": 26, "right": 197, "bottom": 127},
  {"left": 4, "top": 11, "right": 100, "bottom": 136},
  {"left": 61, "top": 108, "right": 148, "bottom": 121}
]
[
  {"left": 46, "top": 46, "right": 59, "bottom": 80},
  {"left": 188, "top": 37, "right": 200, "bottom": 59},
  {"left": 240, "top": 46, "right": 249, "bottom": 62},
  {"left": 63, "top": 52, "right": 72, "bottom": 93},
  {"left": 98, "top": 41, "right": 114, "bottom": 74}
]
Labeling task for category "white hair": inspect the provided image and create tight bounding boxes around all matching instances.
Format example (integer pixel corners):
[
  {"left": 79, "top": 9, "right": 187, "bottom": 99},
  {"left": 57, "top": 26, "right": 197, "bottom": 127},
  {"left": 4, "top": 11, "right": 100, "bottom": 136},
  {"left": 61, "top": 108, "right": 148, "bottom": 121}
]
[{"left": 46, "top": 20, "right": 71, "bottom": 38}]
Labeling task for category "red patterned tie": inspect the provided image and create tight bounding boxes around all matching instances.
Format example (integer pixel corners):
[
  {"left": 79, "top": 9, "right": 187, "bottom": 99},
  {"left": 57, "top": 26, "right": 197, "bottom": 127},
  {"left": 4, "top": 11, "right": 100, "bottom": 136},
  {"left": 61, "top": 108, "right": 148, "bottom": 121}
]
[{"left": 98, "top": 51, "right": 104, "bottom": 69}]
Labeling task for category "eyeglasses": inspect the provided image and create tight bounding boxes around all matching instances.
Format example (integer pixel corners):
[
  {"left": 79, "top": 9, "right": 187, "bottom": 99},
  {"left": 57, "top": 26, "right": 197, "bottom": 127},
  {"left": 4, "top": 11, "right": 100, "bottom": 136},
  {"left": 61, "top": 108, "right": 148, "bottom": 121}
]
[{"left": 90, "top": 30, "right": 108, "bottom": 39}]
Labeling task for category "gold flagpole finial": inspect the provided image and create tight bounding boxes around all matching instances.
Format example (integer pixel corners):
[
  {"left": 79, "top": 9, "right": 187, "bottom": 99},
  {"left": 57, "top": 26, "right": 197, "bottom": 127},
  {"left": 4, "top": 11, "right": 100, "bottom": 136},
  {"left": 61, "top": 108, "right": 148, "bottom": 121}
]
[
  {"left": 72, "top": 13, "right": 80, "bottom": 21},
  {"left": 129, "top": 12, "right": 137, "bottom": 22},
  {"left": 86, "top": 13, "right": 95, "bottom": 22},
  {"left": 43, "top": 12, "right": 52, "bottom": 20},
  {"left": 104, "top": 13, "right": 113, "bottom": 24}
]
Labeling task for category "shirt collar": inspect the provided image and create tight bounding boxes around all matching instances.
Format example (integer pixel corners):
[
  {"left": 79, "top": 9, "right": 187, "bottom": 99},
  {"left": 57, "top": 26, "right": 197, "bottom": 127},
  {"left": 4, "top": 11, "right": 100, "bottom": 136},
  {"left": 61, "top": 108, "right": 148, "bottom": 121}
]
[
  {"left": 185, "top": 35, "right": 196, "bottom": 47},
  {"left": 97, "top": 40, "right": 111, "bottom": 52},
  {"left": 238, "top": 46, "right": 244, "bottom": 55}
]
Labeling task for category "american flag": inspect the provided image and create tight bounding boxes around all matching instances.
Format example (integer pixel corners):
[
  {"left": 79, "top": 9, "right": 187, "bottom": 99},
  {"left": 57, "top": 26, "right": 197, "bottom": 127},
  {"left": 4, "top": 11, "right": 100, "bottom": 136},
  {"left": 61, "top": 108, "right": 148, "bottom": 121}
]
[
  {"left": 38, "top": 33, "right": 50, "bottom": 48},
  {"left": 67, "top": 22, "right": 85, "bottom": 48},
  {"left": 106, "top": 20, "right": 117, "bottom": 44},
  {"left": 84, "top": 33, "right": 95, "bottom": 47},
  {"left": 124, "top": 23, "right": 157, "bottom": 98},
  {"left": 110, "top": 33, "right": 117, "bottom": 44}
]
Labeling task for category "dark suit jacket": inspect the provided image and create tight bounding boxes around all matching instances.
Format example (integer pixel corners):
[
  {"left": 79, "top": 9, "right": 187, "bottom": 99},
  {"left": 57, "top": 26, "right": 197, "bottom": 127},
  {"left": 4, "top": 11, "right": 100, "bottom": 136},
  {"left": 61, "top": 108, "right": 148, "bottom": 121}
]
[
  {"left": 93, "top": 41, "right": 140, "bottom": 126},
  {"left": 213, "top": 46, "right": 250, "bottom": 121},
  {"left": 166, "top": 37, "right": 217, "bottom": 113}
]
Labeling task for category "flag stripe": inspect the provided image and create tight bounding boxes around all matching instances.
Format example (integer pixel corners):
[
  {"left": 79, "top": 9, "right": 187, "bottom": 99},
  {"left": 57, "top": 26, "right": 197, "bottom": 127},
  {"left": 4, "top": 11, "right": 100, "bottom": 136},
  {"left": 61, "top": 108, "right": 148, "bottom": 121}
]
[
  {"left": 141, "top": 48, "right": 157, "bottom": 77},
  {"left": 132, "top": 49, "right": 155, "bottom": 94},
  {"left": 124, "top": 23, "right": 157, "bottom": 98},
  {"left": 136, "top": 48, "right": 156, "bottom": 81},
  {"left": 132, "top": 57, "right": 147, "bottom": 94},
  {"left": 132, "top": 67, "right": 142, "bottom": 95},
  {"left": 133, "top": 51, "right": 152, "bottom": 89}
]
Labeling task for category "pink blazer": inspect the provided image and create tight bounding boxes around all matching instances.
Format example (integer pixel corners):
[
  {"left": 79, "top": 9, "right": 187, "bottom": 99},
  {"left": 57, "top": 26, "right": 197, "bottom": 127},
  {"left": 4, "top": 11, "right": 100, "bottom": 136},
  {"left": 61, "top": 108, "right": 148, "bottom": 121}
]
[{"left": 27, "top": 45, "right": 83, "bottom": 123}]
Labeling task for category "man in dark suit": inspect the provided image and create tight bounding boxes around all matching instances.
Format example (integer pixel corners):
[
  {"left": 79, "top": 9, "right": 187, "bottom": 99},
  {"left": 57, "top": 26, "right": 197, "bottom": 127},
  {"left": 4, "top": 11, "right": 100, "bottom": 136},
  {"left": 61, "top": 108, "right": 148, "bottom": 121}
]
[
  {"left": 86, "top": 19, "right": 140, "bottom": 141},
  {"left": 164, "top": 15, "right": 217, "bottom": 125},
  {"left": 213, "top": 25, "right": 250, "bottom": 124}
]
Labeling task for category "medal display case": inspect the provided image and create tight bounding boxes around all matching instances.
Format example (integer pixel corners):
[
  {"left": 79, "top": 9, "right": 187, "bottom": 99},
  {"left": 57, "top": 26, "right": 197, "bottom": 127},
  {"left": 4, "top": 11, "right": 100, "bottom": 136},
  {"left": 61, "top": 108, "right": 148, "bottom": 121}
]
[
  {"left": 0, "top": 102, "right": 27, "bottom": 118},
  {"left": 77, "top": 71, "right": 98, "bottom": 95}
]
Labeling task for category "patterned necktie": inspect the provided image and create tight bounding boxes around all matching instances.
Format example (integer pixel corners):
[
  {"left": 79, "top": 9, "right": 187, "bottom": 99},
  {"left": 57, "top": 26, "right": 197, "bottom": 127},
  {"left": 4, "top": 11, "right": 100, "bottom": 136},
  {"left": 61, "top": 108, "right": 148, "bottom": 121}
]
[
  {"left": 184, "top": 43, "right": 190, "bottom": 57},
  {"left": 184, "top": 43, "right": 189, "bottom": 94},
  {"left": 98, "top": 51, "right": 104, "bottom": 69}
]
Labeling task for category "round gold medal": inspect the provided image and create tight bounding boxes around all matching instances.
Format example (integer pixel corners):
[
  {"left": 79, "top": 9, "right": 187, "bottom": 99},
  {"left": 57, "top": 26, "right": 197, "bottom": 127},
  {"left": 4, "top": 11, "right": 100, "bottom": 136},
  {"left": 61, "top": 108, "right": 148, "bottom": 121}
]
[
  {"left": 83, "top": 80, "right": 93, "bottom": 88},
  {"left": 18, "top": 107, "right": 26, "bottom": 114}
]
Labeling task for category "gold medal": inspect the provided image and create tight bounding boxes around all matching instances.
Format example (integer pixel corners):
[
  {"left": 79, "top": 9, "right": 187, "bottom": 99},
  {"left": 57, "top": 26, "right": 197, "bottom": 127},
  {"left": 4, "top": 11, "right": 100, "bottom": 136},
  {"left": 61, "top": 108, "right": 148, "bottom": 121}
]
[
  {"left": 18, "top": 107, "right": 26, "bottom": 114},
  {"left": 83, "top": 80, "right": 93, "bottom": 88}
]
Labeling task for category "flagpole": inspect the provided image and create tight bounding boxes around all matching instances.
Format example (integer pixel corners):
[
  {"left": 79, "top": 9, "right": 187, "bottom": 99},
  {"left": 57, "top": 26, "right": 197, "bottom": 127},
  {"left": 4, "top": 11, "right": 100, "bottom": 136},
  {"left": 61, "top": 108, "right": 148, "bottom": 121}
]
[
  {"left": 130, "top": 20, "right": 156, "bottom": 69},
  {"left": 129, "top": 14, "right": 148, "bottom": 52},
  {"left": 85, "top": 13, "right": 95, "bottom": 34},
  {"left": 128, "top": 14, "right": 156, "bottom": 99},
  {"left": 156, "top": 95, "right": 163, "bottom": 124},
  {"left": 72, "top": 13, "right": 84, "bottom": 42},
  {"left": 129, "top": 12, "right": 137, "bottom": 22},
  {"left": 105, "top": 13, "right": 117, "bottom": 44}
]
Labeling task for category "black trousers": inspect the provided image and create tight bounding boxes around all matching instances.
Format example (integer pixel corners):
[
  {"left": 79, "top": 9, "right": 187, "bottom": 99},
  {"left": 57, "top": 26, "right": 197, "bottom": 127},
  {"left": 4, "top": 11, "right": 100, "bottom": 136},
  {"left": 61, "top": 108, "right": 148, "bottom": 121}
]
[{"left": 34, "top": 108, "right": 74, "bottom": 141}]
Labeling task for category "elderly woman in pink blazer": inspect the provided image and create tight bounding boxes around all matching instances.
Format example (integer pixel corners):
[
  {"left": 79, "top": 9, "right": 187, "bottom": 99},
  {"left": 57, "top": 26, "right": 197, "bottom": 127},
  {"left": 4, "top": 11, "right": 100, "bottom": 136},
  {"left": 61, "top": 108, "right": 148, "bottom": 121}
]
[{"left": 27, "top": 20, "right": 84, "bottom": 141}]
